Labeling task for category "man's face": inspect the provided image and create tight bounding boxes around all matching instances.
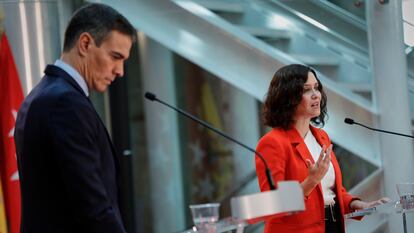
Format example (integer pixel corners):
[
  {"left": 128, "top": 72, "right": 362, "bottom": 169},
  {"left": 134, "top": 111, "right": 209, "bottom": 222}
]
[{"left": 85, "top": 30, "right": 132, "bottom": 92}]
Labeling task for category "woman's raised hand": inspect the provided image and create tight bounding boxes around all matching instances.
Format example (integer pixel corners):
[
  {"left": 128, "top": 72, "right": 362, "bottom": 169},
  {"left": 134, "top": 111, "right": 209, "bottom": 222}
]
[
  {"left": 301, "top": 144, "right": 333, "bottom": 196},
  {"left": 306, "top": 144, "right": 333, "bottom": 185}
]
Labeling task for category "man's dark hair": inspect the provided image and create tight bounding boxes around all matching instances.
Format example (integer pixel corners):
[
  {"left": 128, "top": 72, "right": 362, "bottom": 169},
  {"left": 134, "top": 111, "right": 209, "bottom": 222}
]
[
  {"left": 63, "top": 3, "right": 137, "bottom": 52},
  {"left": 262, "top": 64, "right": 327, "bottom": 129}
]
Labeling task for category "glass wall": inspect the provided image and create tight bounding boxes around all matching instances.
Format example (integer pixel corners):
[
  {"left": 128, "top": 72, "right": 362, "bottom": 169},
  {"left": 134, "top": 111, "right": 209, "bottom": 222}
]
[
  {"left": 109, "top": 37, "right": 378, "bottom": 232},
  {"left": 121, "top": 37, "right": 262, "bottom": 232},
  {"left": 52, "top": 1, "right": 387, "bottom": 232}
]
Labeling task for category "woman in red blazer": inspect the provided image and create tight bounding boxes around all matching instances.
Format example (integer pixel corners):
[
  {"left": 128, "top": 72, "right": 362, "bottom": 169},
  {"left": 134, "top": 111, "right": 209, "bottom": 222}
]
[{"left": 255, "top": 64, "right": 388, "bottom": 233}]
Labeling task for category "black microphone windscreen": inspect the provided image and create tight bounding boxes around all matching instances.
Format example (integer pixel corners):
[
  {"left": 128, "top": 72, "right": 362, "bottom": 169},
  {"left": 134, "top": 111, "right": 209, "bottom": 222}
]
[
  {"left": 344, "top": 118, "right": 355, "bottom": 125},
  {"left": 145, "top": 92, "right": 157, "bottom": 101}
]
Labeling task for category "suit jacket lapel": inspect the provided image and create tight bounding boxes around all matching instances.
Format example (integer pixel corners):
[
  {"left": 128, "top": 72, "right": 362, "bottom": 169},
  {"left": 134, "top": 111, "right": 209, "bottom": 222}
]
[
  {"left": 87, "top": 98, "right": 121, "bottom": 172},
  {"left": 286, "top": 127, "right": 314, "bottom": 163},
  {"left": 44, "top": 65, "right": 121, "bottom": 172},
  {"left": 310, "top": 126, "right": 328, "bottom": 149}
]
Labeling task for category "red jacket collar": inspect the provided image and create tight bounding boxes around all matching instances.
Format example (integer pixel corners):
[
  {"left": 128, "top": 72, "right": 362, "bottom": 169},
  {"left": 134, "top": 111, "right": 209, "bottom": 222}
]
[
  {"left": 284, "top": 125, "right": 329, "bottom": 164},
  {"left": 285, "top": 125, "right": 328, "bottom": 146}
]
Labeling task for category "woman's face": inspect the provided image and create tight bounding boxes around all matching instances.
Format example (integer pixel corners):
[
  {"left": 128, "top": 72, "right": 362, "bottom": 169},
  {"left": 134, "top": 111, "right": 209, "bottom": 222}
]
[{"left": 294, "top": 72, "right": 321, "bottom": 120}]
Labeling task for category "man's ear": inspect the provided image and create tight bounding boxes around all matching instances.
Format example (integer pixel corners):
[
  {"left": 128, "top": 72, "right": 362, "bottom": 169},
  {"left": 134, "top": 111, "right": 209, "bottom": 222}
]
[{"left": 77, "top": 32, "right": 94, "bottom": 57}]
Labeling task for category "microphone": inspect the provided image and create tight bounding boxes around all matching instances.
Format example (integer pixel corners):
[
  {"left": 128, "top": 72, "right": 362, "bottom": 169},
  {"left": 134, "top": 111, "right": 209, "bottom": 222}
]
[
  {"left": 145, "top": 91, "right": 276, "bottom": 190},
  {"left": 344, "top": 118, "right": 354, "bottom": 125},
  {"left": 344, "top": 117, "right": 414, "bottom": 139}
]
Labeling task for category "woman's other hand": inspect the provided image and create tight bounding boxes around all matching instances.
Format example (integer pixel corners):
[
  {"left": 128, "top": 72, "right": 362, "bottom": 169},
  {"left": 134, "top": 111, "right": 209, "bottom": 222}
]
[{"left": 350, "top": 197, "right": 391, "bottom": 210}]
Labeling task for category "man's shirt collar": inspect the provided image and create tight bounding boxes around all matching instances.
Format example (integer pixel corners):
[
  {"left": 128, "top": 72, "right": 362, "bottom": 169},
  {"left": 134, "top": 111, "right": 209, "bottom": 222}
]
[{"left": 54, "top": 59, "right": 89, "bottom": 97}]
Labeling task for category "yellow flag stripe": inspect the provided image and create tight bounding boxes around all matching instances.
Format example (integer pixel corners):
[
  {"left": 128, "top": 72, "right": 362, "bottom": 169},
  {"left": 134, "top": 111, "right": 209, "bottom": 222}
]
[{"left": 0, "top": 176, "right": 9, "bottom": 233}]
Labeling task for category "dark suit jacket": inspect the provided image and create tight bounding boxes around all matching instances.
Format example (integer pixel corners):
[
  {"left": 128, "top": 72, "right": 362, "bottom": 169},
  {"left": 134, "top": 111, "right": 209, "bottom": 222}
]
[{"left": 14, "top": 65, "right": 126, "bottom": 233}]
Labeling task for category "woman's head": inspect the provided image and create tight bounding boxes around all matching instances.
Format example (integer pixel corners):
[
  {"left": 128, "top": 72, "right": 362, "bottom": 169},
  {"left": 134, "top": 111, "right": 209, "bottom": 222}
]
[{"left": 262, "top": 64, "right": 327, "bottom": 129}]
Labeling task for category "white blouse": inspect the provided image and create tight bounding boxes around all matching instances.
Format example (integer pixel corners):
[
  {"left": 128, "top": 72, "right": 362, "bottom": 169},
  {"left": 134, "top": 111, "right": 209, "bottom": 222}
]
[{"left": 304, "top": 131, "right": 336, "bottom": 205}]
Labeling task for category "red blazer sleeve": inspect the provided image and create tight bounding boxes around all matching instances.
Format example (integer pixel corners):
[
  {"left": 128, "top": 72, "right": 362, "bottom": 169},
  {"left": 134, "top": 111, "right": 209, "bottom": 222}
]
[
  {"left": 340, "top": 186, "right": 360, "bottom": 213},
  {"left": 255, "top": 133, "right": 287, "bottom": 191}
]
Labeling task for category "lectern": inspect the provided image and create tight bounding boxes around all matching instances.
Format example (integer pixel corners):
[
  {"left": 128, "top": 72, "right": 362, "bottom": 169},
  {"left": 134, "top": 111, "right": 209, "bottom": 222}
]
[
  {"left": 345, "top": 200, "right": 414, "bottom": 233},
  {"left": 180, "top": 181, "right": 305, "bottom": 233}
]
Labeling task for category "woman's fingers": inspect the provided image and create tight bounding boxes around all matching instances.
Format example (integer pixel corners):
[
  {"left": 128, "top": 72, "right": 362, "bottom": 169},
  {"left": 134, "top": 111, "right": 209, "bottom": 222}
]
[
  {"left": 318, "top": 144, "right": 332, "bottom": 168},
  {"left": 366, "top": 197, "right": 391, "bottom": 208},
  {"left": 306, "top": 159, "right": 313, "bottom": 168},
  {"left": 307, "top": 144, "right": 334, "bottom": 184},
  {"left": 352, "top": 197, "right": 391, "bottom": 210},
  {"left": 312, "top": 144, "right": 333, "bottom": 180},
  {"left": 378, "top": 197, "right": 391, "bottom": 204},
  {"left": 316, "top": 145, "right": 326, "bottom": 164},
  {"left": 323, "top": 144, "right": 333, "bottom": 162},
  {"left": 317, "top": 144, "right": 332, "bottom": 164}
]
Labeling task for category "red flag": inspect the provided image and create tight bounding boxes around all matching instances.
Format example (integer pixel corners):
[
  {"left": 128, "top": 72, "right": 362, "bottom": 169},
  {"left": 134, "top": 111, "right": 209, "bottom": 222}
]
[{"left": 0, "top": 32, "right": 22, "bottom": 233}]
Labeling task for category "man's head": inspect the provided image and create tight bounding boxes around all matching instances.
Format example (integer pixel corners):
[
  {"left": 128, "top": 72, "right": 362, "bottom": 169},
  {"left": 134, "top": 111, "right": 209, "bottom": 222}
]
[{"left": 62, "top": 3, "right": 137, "bottom": 92}]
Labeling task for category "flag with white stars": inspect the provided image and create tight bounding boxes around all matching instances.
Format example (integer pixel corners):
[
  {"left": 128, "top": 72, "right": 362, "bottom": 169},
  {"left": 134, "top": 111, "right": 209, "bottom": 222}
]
[
  {"left": 0, "top": 32, "right": 23, "bottom": 233},
  {"left": 182, "top": 76, "right": 234, "bottom": 206}
]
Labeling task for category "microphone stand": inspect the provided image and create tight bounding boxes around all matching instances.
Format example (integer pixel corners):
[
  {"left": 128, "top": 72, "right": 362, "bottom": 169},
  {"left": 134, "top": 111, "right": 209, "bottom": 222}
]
[
  {"left": 344, "top": 117, "right": 413, "bottom": 233},
  {"left": 145, "top": 92, "right": 276, "bottom": 190},
  {"left": 145, "top": 92, "right": 305, "bottom": 225},
  {"left": 344, "top": 118, "right": 414, "bottom": 139}
]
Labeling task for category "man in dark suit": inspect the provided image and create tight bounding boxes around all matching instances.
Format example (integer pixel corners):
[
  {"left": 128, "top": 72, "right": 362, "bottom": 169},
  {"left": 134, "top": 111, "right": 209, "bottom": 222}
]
[{"left": 14, "top": 3, "right": 136, "bottom": 233}]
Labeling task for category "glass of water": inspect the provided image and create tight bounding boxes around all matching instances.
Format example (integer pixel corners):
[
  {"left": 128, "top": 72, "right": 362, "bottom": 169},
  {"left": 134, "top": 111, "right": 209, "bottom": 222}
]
[
  {"left": 396, "top": 183, "right": 414, "bottom": 210},
  {"left": 189, "top": 203, "right": 220, "bottom": 229}
]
